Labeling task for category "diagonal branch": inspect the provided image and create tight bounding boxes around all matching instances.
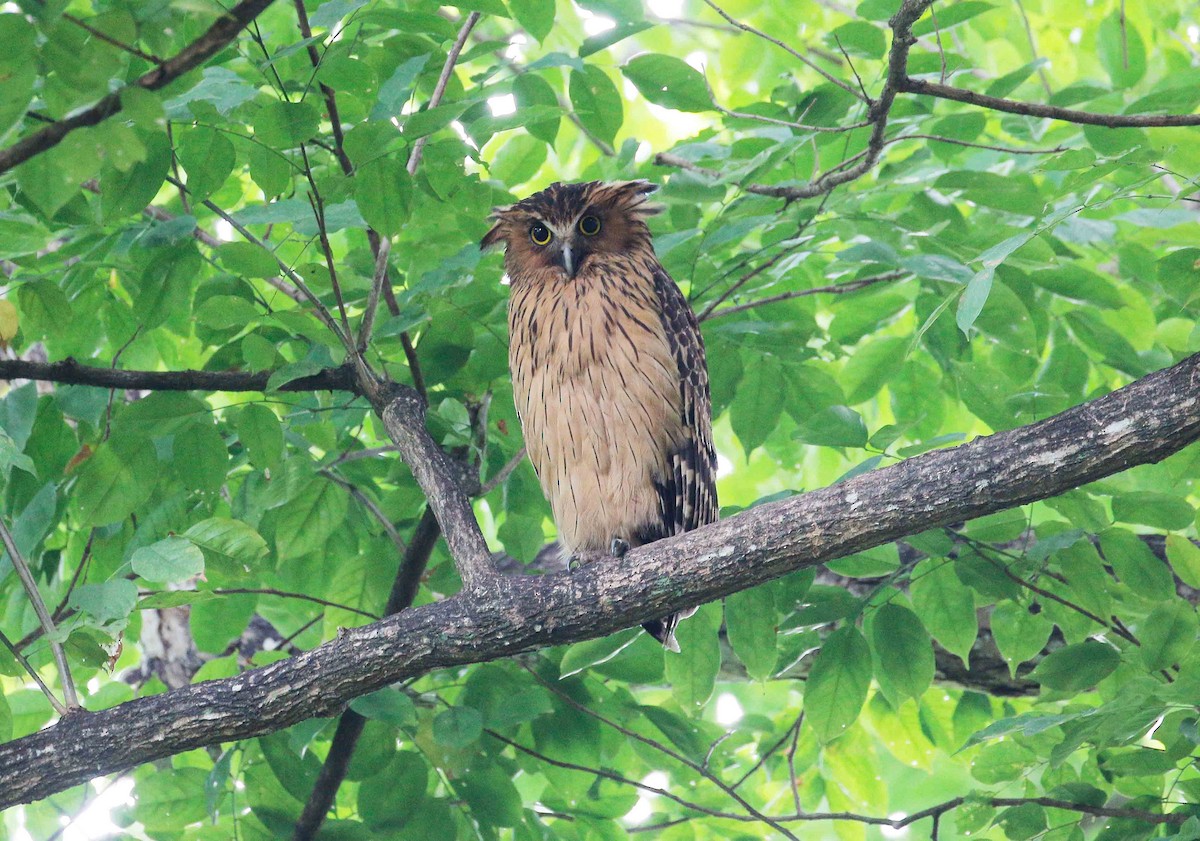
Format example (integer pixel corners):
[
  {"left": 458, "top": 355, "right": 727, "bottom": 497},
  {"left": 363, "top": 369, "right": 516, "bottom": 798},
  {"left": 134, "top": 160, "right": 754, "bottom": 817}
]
[
  {"left": 656, "top": 0, "right": 931, "bottom": 201},
  {"left": 2, "top": 349, "right": 1198, "bottom": 809},
  {"left": 898, "top": 76, "right": 1200, "bottom": 127},
  {"left": 0, "top": 0, "right": 279, "bottom": 175}
]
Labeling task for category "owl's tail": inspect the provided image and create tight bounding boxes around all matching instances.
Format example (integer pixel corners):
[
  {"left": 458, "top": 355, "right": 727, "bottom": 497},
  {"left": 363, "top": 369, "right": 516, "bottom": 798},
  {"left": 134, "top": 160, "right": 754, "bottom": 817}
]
[{"left": 643, "top": 606, "right": 698, "bottom": 653}]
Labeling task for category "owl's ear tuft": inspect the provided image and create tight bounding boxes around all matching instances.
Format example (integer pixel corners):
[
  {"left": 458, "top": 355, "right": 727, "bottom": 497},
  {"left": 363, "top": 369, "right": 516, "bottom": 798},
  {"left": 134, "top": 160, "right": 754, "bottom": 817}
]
[
  {"left": 480, "top": 223, "right": 505, "bottom": 251},
  {"left": 480, "top": 209, "right": 511, "bottom": 251},
  {"left": 613, "top": 179, "right": 662, "bottom": 216}
]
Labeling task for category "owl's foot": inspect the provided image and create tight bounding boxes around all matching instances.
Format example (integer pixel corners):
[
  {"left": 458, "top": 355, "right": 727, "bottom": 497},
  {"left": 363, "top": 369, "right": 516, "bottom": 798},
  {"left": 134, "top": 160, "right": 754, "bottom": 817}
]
[{"left": 610, "top": 537, "right": 630, "bottom": 558}]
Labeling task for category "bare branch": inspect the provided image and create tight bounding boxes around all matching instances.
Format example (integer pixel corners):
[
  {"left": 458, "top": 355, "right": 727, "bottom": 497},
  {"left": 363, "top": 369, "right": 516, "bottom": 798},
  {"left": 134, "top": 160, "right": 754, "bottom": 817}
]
[
  {"left": 373, "top": 385, "right": 496, "bottom": 590},
  {"left": 699, "top": 0, "right": 867, "bottom": 101},
  {"left": 2, "top": 349, "right": 1198, "bottom": 808},
  {"left": 0, "top": 518, "right": 78, "bottom": 710},
  {"left": 0, "top": 0, "right": 279, "bottom": 175},
  {"left": 0, "top": 628, "right": 68, "bottom": 716},
  {"left": 407, "top": 13, "right": 482, "bottom": 176},
  {"left": 899, "top": 76, "right": 1200, "bottom": 127},
  {"left": 701, "top": 271, "right": 908, "bottom": 321},
  {"left": 0, "top": 359, "right": 360, "bottom": 394}
]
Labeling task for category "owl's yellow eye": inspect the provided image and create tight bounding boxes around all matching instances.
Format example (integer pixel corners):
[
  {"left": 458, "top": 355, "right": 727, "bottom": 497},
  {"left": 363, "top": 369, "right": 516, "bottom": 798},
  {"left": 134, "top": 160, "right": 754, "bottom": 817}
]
[
  {"left": 530, "top": 223, "right": 552, "bottom": 246},
  {"left": 578, "top": 215, "right": 601, "bottom": 236}
]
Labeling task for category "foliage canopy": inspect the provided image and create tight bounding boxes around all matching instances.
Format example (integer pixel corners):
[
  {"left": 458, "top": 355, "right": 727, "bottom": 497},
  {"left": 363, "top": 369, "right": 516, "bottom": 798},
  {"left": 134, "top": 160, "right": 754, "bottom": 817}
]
[{"left": 1, "top": 0, "right": 1200, "bottom": 839}]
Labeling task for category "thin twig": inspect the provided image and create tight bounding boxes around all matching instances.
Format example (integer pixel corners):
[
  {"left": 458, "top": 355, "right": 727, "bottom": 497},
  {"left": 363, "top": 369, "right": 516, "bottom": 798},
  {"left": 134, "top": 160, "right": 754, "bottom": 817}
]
[
  {"left": 63, "top": 13, "right": 165, "bottom": 63},
  {"left": 700, "top": 0, "right": 866, "bottom": 101},
  {"left": 1013, "top": 0, "right": 1052, "bottom": 95},
  {"left": 166, "top": 175, "right": 353, "bottom": 351},
  {"left": 407, "top": 12, "right": 481, "bottom": 176},
  {"left": 0, "top": 518, "right": 78, "bottom": 709},
  {"left": 478, "top": 447, "right": 527, "bottom": 496},
  {"left": 519, "top": 665, "right": 802, "bottom": 840},
  {"left": 321, "top": 470, "right": 407, "bottom": 553},
  {"left": 886, "top": 132, "right": 1066, "bottom": 155},
  {"left": 702, "top": 271, "right": 908, "bottom": 321},
  {"left": 203, "top": 589, "right": 379, "bottom": 620},
  {"left": 698, "top": 194, "right": 832, "bottom": 320},
  {"left": 0, "top": 629, "right": 68, "bottom": 716}
]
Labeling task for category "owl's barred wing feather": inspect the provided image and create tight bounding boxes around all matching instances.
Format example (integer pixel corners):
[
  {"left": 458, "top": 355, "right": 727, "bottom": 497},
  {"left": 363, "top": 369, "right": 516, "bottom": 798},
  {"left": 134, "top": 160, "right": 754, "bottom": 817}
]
[{"left": 635, "top": 266, "right": 719, "bottom": 546}]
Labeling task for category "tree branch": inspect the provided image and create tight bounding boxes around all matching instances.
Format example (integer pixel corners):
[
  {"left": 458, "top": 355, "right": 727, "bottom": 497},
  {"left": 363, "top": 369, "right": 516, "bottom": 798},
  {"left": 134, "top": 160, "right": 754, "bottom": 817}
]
[
  {"left": 0, "top": 0, "right": 279, "bottom": 175},
  {"left": 0, "top": 359, "right": 360, "bottom": 394},
  {"left": 898, "top": 76, "right": 1200, "bottom": 127},
  {"left": 372, "top": 384, "right": 495, "bottom": 590},
  {"left": 656, "top": 0, "right": 931, "bottom": 201},
  {"left": 2, "top": 350, "right": 1198, "bottom": 809},
  {"left": 291, "top": 506, "right": 441, "bottom": 841}
]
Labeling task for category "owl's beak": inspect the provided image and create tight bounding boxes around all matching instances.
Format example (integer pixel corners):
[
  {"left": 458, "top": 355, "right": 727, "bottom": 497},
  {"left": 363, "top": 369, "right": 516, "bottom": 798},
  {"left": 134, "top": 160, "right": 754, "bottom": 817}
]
[{"left": 558, "top": 241, "right": 576, "bottom": 278}]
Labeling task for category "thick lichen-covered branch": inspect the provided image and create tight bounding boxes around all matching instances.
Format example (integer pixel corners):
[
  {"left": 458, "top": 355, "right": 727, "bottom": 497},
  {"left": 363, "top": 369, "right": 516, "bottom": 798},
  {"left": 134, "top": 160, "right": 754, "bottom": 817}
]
[{"left": 1, "top": 350, "right": 1197, "bottom": 810}]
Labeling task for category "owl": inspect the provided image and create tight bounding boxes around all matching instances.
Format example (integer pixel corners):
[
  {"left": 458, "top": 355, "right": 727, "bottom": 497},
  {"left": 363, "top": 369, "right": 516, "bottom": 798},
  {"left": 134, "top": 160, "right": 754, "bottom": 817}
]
[{"left": 481, "top": 180, "right": 718, "bottom": 652}]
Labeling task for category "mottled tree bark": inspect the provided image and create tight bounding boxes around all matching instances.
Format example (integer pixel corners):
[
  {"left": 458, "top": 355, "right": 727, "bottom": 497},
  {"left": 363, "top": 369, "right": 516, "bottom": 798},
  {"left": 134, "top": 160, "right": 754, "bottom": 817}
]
[{"left": 0, "top": 351, "right": 1197, "bottom": 810}]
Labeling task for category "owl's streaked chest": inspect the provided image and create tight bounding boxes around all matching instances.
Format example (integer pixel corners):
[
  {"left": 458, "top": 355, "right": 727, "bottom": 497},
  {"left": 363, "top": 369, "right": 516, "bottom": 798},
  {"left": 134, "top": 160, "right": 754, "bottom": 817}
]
[{"left": 506, "top": 258, "right": 683, "bottom": 552}]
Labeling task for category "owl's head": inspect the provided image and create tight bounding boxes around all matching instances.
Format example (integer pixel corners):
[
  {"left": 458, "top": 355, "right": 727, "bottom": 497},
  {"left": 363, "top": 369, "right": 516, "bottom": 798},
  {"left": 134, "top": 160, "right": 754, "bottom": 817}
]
[{"left": 480, "top": 180, "right": 661, "bottom": 279}]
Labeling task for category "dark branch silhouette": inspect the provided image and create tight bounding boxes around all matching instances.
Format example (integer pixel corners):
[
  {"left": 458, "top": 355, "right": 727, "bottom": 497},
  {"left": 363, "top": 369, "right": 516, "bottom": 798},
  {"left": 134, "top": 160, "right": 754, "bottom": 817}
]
[
  {"left": 0, "top": 359, "right": 360, "bottom": 394},
  {"left": 0, "top": 0, "right": 279, "bottom": 175}
]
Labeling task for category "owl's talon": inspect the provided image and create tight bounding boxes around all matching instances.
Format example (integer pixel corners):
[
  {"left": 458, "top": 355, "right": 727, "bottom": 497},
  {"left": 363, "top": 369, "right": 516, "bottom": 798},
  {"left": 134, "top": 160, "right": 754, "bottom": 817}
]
[
  {"left": 568, "top": 554, "right": 583, "bottom": 572},
  {"left": 610, "top": 538, "right": 630, "bottom": 558}
]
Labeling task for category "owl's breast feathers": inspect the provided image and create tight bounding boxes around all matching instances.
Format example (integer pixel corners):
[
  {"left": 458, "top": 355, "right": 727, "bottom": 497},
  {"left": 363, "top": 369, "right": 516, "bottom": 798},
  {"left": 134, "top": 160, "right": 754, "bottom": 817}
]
[{"left": 508, "top": 254, "right": 718, "bottom": 555}]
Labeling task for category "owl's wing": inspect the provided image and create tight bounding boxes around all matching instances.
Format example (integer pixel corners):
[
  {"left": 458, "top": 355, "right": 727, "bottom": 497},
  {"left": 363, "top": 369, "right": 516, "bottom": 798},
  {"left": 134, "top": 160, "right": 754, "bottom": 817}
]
[{"left": 637, "top": 266, "right": 719, "bottom": 543}]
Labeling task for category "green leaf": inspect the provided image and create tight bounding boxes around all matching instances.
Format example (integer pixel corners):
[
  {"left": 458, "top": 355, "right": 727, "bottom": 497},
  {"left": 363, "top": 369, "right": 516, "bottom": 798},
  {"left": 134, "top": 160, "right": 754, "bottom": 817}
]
[
  {"left": 990, "top": 600, "right": 1052, "bottom": 674},
  {"left": 513, "top": 74, "right": 560, "bottom": 145},
  {"left": 183, "top": 517, "right": 269, "bottom": 579},
  {"left": 559, "top": 627, "right": 641, "bottom": 678},
  {"left": 178, "top": 127, "right": 234, "bottom": 203},
  {"left": 827, "top": 21, "right": 886, "bottom": 59},
  {"left": 1111, "top": 492, "right": 1195, "bottom": 531},
  {"left": 69, "top": 579, "right": 138, "bottom": 624},
  {"left": 871, "top": 603, "right": 934, "bottom": 700},
  {"left": 725, "top": 584, "right": 777, "bottom": 681},
  {"left": 1167, "top": 535, "right": 1200, "bottom": 589},
  {"left": 273, "top": 478, "right": 348, "bottom": 560},
  {"left": 804, "top": 626, "right": 872, "bottom": 742},
  {"left": 237, "top": 404, "right": 283, "bottom": 470},
  {"left": 254, "top": 100, "right": 321, "bottom": 149},
  {"left": 358, "top": 751, "right": 427, "bottom": 829},
  {"left": 622, "top": 54, "right": 711, "bottom": 112},
  {"left": 132, "top": 767, "right": 209, "bottom": 830},
  {"left": 131, "top": 536, "right": 205, "bottom": 583},
  {"left": 171, "top": 422, "right": 228, "bottom": 493},
  {"left": 433, "top": 706, "right": 483, "bottom": 748},
  {"left": 219, "top": 242, "right": 278, "bottom": 279},
  {"left": 133, "top": 244, "right": 202, "bottom": 331},
  {"left": 910, "top": 559, "right": 978, "bottom": 663},
  {"left": 1030, "top": 640, "right": 1120, "bottom": 691},
  {"left": 840, "top": 337, "right": 908, "bottom": 404},
  {"left": 369, "top": 54, "right": 429, "bottom": 121},
  {"left": 350, "top": 689, "right": 417, "bottom": 728},
  {"left": 1140, "top": 600, "right": 1197, "bottom": 672},
  {"left": 1099, "top": 528, "right": 1174, "bottom": 601},
  {"left": 509, "top": 0, "right": 555, "bottom": 42},
  {"left": 664, "top": 601, "right": 721, "bottom": 710},
  {"left": 355, "top": 158, "right": 413, "bottom": 237},
  {"left": 794, "top": 405, "right": 868, "bottom": 448},
  {"left": 730, "top": 359, "right": 783, "bottom": 456},
  {"left": 71, "top": 440, "right": 157, "bottom": 528},
  {"left": 1098, "top": 12, "right": 1146, "bottom": 88},
  {"left": 457, "top": 766, "right": 523, "bottom": 828},
  {"left": 569, "top": 65, "right": 623, "bottom": 145}
]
